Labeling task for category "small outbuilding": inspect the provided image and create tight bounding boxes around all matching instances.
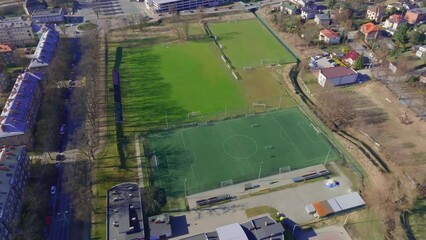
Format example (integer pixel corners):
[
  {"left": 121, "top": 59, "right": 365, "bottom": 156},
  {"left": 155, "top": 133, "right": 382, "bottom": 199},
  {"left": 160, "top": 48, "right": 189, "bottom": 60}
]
[{"left": 318, "top": 66, "right": 358, "bottom": 87}]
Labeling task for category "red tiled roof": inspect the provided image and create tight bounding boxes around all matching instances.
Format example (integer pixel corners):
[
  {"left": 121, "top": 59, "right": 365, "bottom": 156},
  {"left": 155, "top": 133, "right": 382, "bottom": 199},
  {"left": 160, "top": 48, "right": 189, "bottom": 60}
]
[
  {"left": 320, "top": 29, "right": 339, "bottom": 39},
  {"left": 342, "top": 50, "right": 360, "bottom": 61},
  {"left": 313, "top": 201, "right": 334, "bottom": 217},
  {"left": 0, "top": 43, "right": 14, "bottom": 53},
  {"left": 388, "top": 14, "right": 407, "bottom": 23},
  {"left": 361, "top": 22, "right": 380, "bottom": 33},
  {"left": 320, "top": 66, "right": 358, "bottom": 79}
]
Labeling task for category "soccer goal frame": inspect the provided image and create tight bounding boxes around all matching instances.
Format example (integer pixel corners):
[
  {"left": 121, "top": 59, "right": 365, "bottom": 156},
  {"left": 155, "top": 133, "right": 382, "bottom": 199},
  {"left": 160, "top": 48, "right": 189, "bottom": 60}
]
[
  {"left": 252, "top": 103, "right": 267, "bottom": 109},
  {"left": 187, "top": 111, "right": 201, "bottom": 119},
  {"left": 221, "top": 179, "right": 234, "bottom": 188},
  {"left": 279, "top": 166, "right": 291, "bottom": 174}
]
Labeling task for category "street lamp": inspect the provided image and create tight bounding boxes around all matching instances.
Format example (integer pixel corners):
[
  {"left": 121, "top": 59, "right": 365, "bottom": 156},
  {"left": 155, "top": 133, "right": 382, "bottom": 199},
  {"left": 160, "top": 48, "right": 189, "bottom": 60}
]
[
  {"left": 184, "top": 178, "right": 187, "bottom": 197},
  {"left": 258, "top": 162, "right": 264, "bottom": 180}
]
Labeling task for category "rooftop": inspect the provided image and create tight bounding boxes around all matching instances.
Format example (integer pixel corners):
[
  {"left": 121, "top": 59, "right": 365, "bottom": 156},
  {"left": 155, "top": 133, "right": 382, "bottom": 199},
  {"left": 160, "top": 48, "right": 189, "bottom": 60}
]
[
  {"left": 0, "top": 145, "right": 26, "bottom": 219},
  {"left": 0, "top": 72, "right": 43, "bottom": 136},
  {"left": 0, "top": 17, "right": 31, "bottom": 29},
  {"left": 367, "top": 5, "right": 384, "bottom": 12},
  {"left": 320, "top": 66, "right": 358, "bottom": 79},
  {"left": 407, "top": 7, "right": 426, "bottom": 14},
  {"left": 387, "top": 14, "right": 407, "bottom": 23},
  {"left": 342, "top": 50, "right": 360, "bottom": 61},
  {"left": 315, "top": 14, "right": 331, "bottom": 20},
  {"left": 31, "top": 8, "right": 63, "bottom": 17},
  {"left": 148, "top": 213, "right": 172, "bottom": 238},
  {"left": 320, "top": 29, "right": 339, "bottom": 39},
  {"left": 0, "top": 44, "right": 14, "bottom": 53},
  {"left": 216, "top": 223, "right": 248, "bottom": 240},
  {"left": 282, "top": 2, "right": 297, "bottom": 10},
  {"left": 107, "top": 182, "right": 144, "bottom": 240},
  {"left": 183, "top": 216, "right": 284, "bottom": 240},
  {"left": 360, "top": 22, "right": 380, "bottom": 33},
  {"left": 28, "top": 29, "right": 59, "bottom": 69}
]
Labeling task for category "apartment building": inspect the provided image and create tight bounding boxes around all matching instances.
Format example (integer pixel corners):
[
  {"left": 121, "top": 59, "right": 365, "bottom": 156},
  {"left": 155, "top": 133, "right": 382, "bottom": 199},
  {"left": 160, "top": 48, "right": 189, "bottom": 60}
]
[
  {"left": 0, "top": 17, "right": 35, "bottom": 46},
  {"left": 0, "top": 72, "right": 44, "bottom": 148},
  {"left": 145, "top": 0, "right": 231, "bottom": 13},
  {"left": 31, "top": 8, "right": 64, "bottom": 23},
  {"left": 0, "top": 145, "right": 30, "bottom": 240},
  {"left": 28, "top": 29, "right": 60, "bottom": 69}
]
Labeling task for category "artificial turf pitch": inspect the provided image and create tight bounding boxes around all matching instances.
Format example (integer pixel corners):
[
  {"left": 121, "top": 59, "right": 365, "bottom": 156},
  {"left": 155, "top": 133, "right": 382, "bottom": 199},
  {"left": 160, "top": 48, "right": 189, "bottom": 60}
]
[
  {"left": 148, "top": 108, "right": 339, "bottom": 197},
  {"left": 119, "top": 40, "right": 246, "bottom": 128},
  {"left": 209, "top": 19, "right": 297, "bottom": 69}
]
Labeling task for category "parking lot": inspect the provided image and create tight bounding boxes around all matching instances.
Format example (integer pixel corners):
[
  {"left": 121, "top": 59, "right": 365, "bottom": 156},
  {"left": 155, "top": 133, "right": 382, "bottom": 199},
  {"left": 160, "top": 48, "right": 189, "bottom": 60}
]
[
  {"left": 181, "top": 163, "right": 353, "bottom": 238},
  {"left": 309, "top": 54, "right": 337, "bottom": 70}
]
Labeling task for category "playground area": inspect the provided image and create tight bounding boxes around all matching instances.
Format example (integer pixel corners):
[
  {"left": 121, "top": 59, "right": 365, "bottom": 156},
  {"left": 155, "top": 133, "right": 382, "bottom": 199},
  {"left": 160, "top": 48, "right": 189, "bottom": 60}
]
[{"left": 147, "top": 108, "right": 339, "bottom": 197}]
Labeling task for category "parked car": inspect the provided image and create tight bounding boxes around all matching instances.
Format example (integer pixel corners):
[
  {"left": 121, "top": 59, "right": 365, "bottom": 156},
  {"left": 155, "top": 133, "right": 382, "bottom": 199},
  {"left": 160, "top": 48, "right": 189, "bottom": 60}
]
[{"left": 60, "top": 124, "right": 66, "bottom": 135}]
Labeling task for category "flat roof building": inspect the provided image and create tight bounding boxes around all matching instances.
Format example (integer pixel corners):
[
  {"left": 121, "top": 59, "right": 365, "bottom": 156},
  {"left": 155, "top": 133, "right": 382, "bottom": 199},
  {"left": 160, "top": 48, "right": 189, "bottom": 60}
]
[
  {"left": 0, "top": 145, "right": 30, "bottom": 240},
  {"left": 31, "top": 8, "right": 64, "bottom": 23},
  {"left": 107, "top": 182, "right": 144, "bottom": 240},
  {"left": 145, "top": 0, "right": 231, "bottom": 13},
  {"left": 182, "top": 215, "right": 284, "bottom": 240}
]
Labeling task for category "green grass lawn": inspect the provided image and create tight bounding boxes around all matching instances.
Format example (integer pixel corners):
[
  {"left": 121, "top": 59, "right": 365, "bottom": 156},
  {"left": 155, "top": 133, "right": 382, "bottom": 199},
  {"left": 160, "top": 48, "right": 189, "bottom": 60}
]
[
  {"left": 148, "top": 108, "right": 338, "bottom": 197},
  {"left": 119, "top": 40, "right": 247, "bottom": 130},
  {"left": 410, "top": 197, "right": 426, "bottom": 239},
  {"left": 209, "top": 19, "right": 296, "bottom": 68}
]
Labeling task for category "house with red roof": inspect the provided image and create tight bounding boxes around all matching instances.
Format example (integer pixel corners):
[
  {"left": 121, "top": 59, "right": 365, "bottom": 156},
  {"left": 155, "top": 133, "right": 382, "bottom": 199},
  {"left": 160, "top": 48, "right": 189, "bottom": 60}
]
[
  {"left": 342, "top": 50, "right": 360, "bottom": 66},
  {"left": 319, "top": 29, "right": 340, "bottom": 44},
  {"left": 318, "top": 66, "right": 358, "bottom": 87},
  {"left": 0, "top": 43, "right": 17, "bottom": 66},
  {"left": 360, "top": 22, "right": 380, "bottom": 40},
  {"left": 383, "top": 14, "right": 407, "bottom": 35}
]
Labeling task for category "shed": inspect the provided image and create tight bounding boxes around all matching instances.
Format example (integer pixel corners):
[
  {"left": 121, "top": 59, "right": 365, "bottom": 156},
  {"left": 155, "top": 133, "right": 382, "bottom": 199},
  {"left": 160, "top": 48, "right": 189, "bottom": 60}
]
[
  {"left": 312, "top": 200, "right": 334, "bottom": 218},
  {"left": 327, "top": 198, "right": 342, "bottom": 213},
  {"left": 216, "top": 223, "right": 248, "bottom": 240},
  {"left": 334, "top": 192, "right": 365, "bottom": 211},
  {"left": 305, "top": 204, "right": 316, "bottom": 214}
]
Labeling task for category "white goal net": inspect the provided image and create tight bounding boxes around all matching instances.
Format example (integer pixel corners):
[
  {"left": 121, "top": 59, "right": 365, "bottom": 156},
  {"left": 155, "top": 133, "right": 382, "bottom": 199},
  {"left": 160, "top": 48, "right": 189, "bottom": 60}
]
[
  {"left": 221, "top": 179, "right": 233, "bottom": 188},
  {"left": 279, "top": 166, "right": 291, "bottom": 174}
]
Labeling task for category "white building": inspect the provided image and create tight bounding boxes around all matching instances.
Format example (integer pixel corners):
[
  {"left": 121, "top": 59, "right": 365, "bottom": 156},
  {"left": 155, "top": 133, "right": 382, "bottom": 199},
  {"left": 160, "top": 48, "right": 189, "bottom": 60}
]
[
  {"left": 31, "top": 8, "right": 64, "bottom": 23},
  {"left": 416, "top": 45, "right": 426, "bottom": 58},
  {"left": 318, "top": 66, "right": 358, "bottom": 87},
  {"left": 146, "top": 0, "right": 231, "bottom": 13},
  {"left": 0, "top": 17, "right": 35, "bottom": 46},
  {"left": 319, "top": 29, "right": 340, "bottom": 44},
  {"left": 383, "top": 14, "right": 407, "bottom": 35}
]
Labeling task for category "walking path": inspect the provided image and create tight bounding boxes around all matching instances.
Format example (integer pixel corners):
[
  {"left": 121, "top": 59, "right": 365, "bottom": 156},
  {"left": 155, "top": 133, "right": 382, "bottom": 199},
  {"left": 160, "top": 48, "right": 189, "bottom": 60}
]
[{"left": 135, "top": 134, "right": 144, "bottom": 187}]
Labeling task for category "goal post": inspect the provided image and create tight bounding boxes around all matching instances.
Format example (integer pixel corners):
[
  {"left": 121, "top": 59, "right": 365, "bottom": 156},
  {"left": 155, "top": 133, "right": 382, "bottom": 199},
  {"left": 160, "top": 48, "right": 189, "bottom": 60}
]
[
  {"left": 188, "top": 111, "right": 201, "bottom": 119},
  {"left": 252, "top": 103, "right": 267, "bottom": 109},
  {"left": 221, "top": 179, "right": 233, "bottom": 188},
  {"left": 243, "top": 66, "right": 253, "bottom": 71},
  {"left": 279, "top": 166, "right": 291, "bottom": 174},
  {"left": 260, "top": 59, "right": 271, "bottom": 66}
]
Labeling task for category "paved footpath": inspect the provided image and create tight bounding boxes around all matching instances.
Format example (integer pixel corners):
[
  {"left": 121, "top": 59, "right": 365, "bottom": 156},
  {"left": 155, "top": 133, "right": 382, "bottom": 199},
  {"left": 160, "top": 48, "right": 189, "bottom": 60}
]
[{"left": 135, "top": 134, "right": 144, "bottom": 187}]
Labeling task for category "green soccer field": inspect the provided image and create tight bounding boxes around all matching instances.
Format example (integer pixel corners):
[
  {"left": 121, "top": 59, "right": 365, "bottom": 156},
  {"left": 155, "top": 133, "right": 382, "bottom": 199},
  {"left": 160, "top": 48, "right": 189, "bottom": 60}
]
[
  {"left": 148, "top": 108, "right": 339, "bottom": 197},
  {"left": 209, "top": 19, "right": 297, "bottom": 68},
  {"left": 119, "top": 40, "right": 247, "bottom": 129}
]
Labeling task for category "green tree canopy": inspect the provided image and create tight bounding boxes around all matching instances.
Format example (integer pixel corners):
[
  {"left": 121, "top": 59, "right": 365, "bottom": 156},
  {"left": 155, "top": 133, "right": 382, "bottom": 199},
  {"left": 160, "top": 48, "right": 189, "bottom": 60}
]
[
  {"left": 354, "top": 54, "right": 365, "bottom": 70},
  {"left": 410, "top": 30, "right": 425, "bottom": 45},
  {"left": 393, "top": 24, "right": 410, "bottom": 44}
]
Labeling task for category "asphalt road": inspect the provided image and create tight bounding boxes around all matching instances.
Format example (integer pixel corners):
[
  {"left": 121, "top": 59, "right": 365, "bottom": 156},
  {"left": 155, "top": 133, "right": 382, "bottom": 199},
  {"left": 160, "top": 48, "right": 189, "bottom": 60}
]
[{"left": 47, "top": 37, "right": 90, "bottom": 240}]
